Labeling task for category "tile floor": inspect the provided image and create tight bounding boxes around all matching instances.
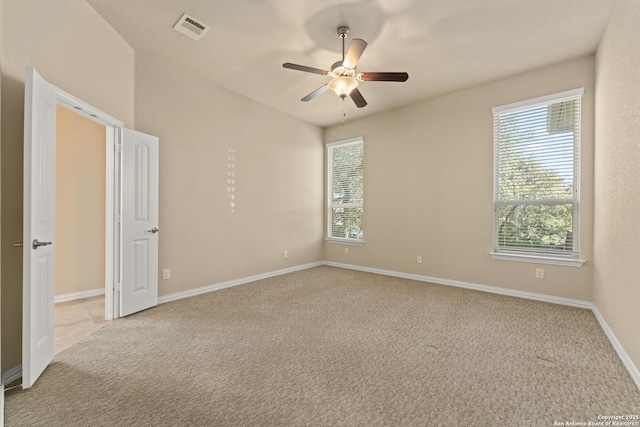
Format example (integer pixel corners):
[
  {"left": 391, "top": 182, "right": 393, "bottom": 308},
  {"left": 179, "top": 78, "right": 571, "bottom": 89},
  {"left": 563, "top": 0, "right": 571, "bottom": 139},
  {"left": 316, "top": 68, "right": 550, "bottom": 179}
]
[{"left": 54, "top": 296, "right": 110, "bottom": 355}]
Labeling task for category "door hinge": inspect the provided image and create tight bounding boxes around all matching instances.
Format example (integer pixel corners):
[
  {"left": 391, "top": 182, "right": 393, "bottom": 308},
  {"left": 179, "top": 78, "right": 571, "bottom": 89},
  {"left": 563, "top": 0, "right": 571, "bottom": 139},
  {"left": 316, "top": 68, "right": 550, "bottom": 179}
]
[
  {"left": 114, "top": 283, "right": 121, "bottom": 293},
  {"left": 115, "top": 212, "right": 122, "bottom": 223},
  {"left": 115, "top": 143, "right": 123, "bottom": 153}
]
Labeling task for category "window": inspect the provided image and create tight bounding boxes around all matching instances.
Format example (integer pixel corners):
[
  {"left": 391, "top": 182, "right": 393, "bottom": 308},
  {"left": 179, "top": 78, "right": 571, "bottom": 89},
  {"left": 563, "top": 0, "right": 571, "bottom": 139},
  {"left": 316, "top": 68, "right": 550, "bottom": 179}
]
[
  {"left": 327, "top": 137, "right": 363, "bottom": 243},
  {"left": 492, "top": 88, "right": 584, "bottom": 265}
]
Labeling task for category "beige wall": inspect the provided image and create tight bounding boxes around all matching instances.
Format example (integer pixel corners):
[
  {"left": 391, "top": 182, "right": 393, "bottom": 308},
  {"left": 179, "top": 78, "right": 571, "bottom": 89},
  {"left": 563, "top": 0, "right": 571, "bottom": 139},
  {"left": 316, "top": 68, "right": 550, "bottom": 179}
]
[
  {"left": 134, "top": 53, "right": 324, "bottom": 297},
  {"left": 325, "top": 56, "right": 595, "bottom": 302},
  {"left": 1, "top": 0, "right": 134, "bottom": 372},
  {"left": 593, "top": 0, "right": 640, "bottom": 374},
  {"left": 55, "top": 105, "right": 106, "bottom": 296}
]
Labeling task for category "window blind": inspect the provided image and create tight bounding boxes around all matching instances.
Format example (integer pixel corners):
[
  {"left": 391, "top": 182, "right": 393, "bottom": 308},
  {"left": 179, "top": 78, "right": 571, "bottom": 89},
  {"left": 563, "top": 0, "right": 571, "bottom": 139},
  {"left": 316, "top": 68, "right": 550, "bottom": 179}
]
[
  {"left": 493, "top": 89, "right": 582, "bottom": 257},
  {"left": 327, "top": 138, "right": 363, "bottom": 240}
]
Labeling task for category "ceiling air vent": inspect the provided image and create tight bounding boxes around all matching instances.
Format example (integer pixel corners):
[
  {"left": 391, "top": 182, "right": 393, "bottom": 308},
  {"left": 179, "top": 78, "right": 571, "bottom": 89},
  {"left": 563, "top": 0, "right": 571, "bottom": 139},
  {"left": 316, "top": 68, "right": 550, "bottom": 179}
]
[{"left": 173, "top": 13, "right": 210, "bottom": 41}]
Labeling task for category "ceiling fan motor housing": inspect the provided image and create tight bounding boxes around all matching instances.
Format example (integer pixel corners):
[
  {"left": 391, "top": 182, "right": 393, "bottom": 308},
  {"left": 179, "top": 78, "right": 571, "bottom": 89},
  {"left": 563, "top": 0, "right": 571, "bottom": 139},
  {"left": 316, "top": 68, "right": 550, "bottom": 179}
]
[{"left": 331, "top": 61, "right": 356, "bottom": 78}]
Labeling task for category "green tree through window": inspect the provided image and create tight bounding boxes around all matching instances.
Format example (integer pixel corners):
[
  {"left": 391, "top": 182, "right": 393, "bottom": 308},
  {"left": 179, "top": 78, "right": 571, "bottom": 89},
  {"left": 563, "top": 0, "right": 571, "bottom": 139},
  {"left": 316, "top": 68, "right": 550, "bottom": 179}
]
[
  {"left": 327, "top": 138, "right": 363, "bottom": 240},
  {"left": 493, "top": 90, "right": 582, "bottom": 257}
]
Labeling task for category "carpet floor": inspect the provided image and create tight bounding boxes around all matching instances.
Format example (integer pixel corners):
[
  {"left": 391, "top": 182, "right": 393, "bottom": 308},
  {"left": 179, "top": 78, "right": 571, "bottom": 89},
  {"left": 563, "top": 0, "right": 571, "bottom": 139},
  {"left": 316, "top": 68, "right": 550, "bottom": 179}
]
[{"left": 5, "top": 266, "right": 640, "bottom": 426}]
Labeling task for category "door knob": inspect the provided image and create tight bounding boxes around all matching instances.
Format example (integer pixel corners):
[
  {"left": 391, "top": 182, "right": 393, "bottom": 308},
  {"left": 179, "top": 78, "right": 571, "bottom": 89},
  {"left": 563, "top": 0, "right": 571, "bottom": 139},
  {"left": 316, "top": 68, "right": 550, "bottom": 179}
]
[
  {"left": 32, "top": 239, "right": 53, "bottom": 250},
  {"left": 148, "top": 227, "right": 159, "bottom": 234}
]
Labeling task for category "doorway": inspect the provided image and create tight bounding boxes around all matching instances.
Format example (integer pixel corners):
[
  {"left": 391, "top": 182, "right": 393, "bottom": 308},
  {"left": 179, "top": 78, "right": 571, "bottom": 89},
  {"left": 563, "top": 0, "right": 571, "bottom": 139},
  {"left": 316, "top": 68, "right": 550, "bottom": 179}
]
[
  {"left": 53, "top": 106, "right": 109, "bottom": 354},
  {"left": 22, "top": 68, "right": 159, "bottom": 388}
]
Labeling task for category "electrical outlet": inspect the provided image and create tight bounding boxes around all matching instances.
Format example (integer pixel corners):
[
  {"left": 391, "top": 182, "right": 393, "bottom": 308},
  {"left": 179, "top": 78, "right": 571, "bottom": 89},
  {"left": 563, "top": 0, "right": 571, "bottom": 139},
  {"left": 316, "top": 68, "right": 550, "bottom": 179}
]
[
  {"left": 344, "top": 247, "right": 349, "bottom": 255},
  {"left": 283, "top": 250, "right": 288, "bottom": 258},
  {"left": 162, "top": 269, "right": 170, "bottom": 280},
  {"left": 535, "top": 268, "right": 544, "bottom": 279},
  {"left": 417, "top": 255, "right": 423, "bottom": 264}
]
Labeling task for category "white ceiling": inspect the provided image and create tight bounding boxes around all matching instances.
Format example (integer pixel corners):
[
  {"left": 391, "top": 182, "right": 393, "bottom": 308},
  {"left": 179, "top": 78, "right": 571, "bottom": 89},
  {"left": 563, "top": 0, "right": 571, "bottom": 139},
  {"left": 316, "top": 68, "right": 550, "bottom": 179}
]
[{"left": 86, "top": 0, "right": 614, "bottom": 128}]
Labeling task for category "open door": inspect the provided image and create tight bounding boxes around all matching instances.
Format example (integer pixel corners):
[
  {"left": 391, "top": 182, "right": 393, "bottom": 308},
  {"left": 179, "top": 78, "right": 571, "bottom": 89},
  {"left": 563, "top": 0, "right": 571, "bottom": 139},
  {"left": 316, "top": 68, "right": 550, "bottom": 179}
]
[
  {"left": 23, "top": 68, "right": 57, "bottom": 389},
  {"left": 22, "top": 68, "right": 159, "bottom": 388},
  {"left": 119, "top": 129, "right": 159, "bottom": 317}
]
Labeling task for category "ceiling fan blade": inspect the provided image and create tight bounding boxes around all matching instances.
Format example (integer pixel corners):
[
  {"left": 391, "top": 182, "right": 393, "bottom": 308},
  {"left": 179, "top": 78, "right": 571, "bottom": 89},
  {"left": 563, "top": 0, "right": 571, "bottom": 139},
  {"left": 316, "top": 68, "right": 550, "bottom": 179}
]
[
  {"left": 283, "top": 63, "right": 329, "bottom": 76},
  {"left": 301, "top": 85, "right": 329, "bottom": 102},
  {"left": 350, "top": 88, "right": 367, "bottom": 108},
  {"left": 343, "top": 39, "right": 368, "bottom": 69},
  {"left": 360, "top": 72, "right": 409, "bottom": 82}
]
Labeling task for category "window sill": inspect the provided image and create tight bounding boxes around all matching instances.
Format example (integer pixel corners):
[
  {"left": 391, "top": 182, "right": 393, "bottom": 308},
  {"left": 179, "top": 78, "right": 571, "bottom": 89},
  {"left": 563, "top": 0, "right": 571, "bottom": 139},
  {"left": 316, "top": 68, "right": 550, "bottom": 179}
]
[
  {"left": 325, "top": 238, "right": 364, "bottom": 246},
  {"left": 490, "top": 252, "right": 585, "bottom": 267}
]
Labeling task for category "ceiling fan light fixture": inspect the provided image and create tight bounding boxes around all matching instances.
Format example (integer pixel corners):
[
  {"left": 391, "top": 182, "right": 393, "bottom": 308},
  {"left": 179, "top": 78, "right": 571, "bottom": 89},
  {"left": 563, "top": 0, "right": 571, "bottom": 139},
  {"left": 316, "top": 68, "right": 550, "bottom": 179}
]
[{"left": 328, "top": 76, "right": 358, "bottom": 98}]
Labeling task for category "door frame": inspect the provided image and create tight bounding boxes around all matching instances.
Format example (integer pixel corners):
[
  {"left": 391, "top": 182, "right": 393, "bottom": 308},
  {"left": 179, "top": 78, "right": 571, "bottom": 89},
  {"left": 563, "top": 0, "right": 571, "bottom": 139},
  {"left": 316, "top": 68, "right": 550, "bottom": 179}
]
[{"left": 53, "top": 86, "right": 124, "bottom": 320}]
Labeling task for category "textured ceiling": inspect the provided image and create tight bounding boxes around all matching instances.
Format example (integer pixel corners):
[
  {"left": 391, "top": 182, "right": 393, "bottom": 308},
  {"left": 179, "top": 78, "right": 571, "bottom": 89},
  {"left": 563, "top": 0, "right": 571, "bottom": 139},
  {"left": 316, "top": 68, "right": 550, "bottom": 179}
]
[{"left": 86, "top": 0, "right": 615, "bottom": 127}]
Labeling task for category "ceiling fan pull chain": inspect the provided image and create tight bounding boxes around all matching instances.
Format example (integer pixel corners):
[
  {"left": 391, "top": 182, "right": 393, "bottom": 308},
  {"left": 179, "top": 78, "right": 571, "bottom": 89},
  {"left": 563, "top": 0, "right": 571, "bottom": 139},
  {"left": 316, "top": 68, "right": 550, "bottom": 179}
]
[{"left": 342, "top": 98, "right": 346, "bottom": 126}]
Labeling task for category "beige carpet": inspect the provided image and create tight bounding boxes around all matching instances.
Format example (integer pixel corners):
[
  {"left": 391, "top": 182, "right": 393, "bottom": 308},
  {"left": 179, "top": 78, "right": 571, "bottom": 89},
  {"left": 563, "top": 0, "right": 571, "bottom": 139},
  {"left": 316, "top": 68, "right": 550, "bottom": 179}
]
[{"left": 5, "top": 266, "right": 640, "bottom": 426}]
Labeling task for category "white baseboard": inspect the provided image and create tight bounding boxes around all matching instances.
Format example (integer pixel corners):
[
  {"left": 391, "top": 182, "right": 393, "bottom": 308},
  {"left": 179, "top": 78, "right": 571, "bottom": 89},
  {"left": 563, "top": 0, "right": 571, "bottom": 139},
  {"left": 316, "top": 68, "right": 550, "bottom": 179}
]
[
  {"left": 592, "top": 306, "right": 640, "bottom": 391},
  {"left": 323, "top": 261, "right": 592, "bottom": 309},
  {"left": 2, "top": 364, "right": 22, "bottom": 386},
  {"left": 55, "top": 288, "right": 105, "bottom": 304},
  {"left": 158, "top": 262, "right": 324, "bottom": 304}
]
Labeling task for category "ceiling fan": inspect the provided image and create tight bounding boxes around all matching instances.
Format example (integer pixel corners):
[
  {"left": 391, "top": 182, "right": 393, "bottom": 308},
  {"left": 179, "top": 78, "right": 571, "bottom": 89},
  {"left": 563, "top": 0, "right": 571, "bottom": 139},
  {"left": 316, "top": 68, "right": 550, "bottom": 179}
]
[{"left": 283, "top": 26, "right": 409, "bottom": 108}]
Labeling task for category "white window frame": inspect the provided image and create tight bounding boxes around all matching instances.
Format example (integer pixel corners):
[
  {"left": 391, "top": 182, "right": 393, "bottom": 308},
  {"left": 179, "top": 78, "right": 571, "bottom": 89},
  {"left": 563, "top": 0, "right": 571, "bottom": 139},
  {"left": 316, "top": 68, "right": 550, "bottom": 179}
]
[
  {"left": 490, "top": 88, "right": 585, "bottom": 267},
  {"left": 325, "top": 136, "right": 364, "bottom": 246}
]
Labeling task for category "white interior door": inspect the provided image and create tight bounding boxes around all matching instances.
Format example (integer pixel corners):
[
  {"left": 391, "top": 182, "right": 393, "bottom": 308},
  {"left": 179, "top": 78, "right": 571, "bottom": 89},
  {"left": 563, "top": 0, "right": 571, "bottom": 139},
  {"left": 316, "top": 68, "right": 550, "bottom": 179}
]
[
  {"left": 120, "top": 129, "right": 159, "bottom": 317},
  {"left": 21, "top": 68, "right": 156, "bottom": 388},
  {"left": 22, "top": 68, "right": 57, "bottom": 389}
]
